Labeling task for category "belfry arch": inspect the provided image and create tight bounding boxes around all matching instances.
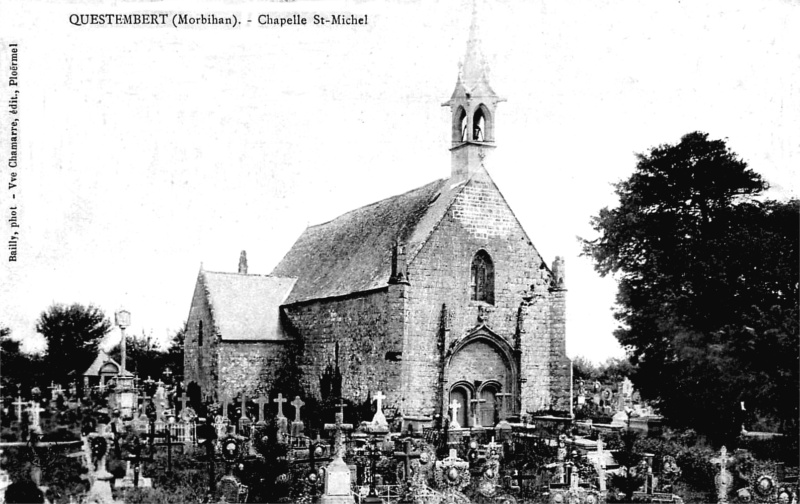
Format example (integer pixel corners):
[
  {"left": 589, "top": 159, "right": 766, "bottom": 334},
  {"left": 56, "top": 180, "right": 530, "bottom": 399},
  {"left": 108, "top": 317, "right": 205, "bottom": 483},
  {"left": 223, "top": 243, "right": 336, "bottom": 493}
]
[{"left": 444, "top": 325, "right": 518, "bottom": 427}]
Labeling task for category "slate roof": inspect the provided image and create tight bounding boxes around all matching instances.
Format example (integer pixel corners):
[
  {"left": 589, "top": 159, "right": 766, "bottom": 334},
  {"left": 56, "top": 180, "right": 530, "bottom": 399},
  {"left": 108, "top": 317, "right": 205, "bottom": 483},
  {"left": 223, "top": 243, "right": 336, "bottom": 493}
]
[
  {"left": 202, "top": 271, "right": 296, "bottom": 341},
  {"left": 273, "top": 177, "right": 471, "bottom": 303}
]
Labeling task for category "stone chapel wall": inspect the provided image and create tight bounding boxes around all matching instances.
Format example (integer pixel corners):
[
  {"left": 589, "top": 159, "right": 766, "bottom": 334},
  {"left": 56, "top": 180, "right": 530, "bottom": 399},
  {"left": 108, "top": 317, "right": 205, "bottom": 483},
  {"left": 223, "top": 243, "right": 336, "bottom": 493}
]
[
  {"left": 216, "top": 341, "right": 295, "bottom": 400},
  {"left": 402, "top": 176, "right": 552, "bottom": 417},
  {"left": 283, "top": 290, "right": 404, "bottom": 405},
  {"left": 184, "top": 276, "right": 219, "bottom": 401}
]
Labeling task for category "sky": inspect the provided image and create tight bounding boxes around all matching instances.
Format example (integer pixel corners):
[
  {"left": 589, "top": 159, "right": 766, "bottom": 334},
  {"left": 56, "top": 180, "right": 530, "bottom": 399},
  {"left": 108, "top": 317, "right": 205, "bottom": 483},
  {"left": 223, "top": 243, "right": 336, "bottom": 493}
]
[{"left": 0, "top": 0, "right": 798, "bottom": 364}]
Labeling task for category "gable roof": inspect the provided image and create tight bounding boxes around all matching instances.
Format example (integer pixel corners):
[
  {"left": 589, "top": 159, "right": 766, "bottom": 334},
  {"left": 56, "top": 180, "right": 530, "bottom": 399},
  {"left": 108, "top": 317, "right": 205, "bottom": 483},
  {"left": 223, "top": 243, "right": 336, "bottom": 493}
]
[
  {"left": 83, "top": 350, "right": 131, "bottom": 377},
  {"left": 201, "top": 271, "right": 296, "bottom": 341},
  {"left": 272, "top": 177, "right": 471, "bottom": 303}
]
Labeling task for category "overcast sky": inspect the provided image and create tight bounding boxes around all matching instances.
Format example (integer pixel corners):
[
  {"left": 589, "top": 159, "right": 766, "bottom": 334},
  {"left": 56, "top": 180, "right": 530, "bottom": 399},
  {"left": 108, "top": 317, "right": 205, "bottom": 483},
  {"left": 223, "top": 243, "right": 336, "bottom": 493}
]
[{"left": 1, "top": 0, "right": 797, "bottom": 364}]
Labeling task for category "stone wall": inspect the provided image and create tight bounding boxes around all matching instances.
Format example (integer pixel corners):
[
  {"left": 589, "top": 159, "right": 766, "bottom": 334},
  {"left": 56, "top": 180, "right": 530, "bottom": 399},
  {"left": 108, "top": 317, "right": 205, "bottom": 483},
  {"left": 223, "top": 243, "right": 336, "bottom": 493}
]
[
  {"left": 217, "top": 341, "right": 295, "bottom": 400},
  {"left": 282, "top": 289, "right": 404, "bottom": 407},
  {"left": 183, "top": 273, "right": 219, "bottom": 401},
  {"left": 401, "top": 175, "right": 563, "bottom": 417}
]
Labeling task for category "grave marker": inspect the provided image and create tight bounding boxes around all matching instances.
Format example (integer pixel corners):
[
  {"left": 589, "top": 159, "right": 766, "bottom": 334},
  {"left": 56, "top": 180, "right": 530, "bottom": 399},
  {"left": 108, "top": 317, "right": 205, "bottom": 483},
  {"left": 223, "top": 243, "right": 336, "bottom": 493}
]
[
  {"left": 291, "top": 396, "right": 305, "bottom": 438},
  {"left": 321, "top": 402, "right": 355, "bottom": 503},
  {"left": 369, "top": 391, "right": 388, "bottom": 430},
  {"left": 449, "top": 400, "right": 461, "bottom": 429}
]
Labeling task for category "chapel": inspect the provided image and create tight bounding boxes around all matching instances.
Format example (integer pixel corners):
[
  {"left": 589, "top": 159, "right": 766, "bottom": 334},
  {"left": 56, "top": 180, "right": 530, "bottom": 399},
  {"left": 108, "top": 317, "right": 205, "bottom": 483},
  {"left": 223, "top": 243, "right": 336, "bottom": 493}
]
[{"left": 183, "top": 10, "right": 571, "bottom": 426}]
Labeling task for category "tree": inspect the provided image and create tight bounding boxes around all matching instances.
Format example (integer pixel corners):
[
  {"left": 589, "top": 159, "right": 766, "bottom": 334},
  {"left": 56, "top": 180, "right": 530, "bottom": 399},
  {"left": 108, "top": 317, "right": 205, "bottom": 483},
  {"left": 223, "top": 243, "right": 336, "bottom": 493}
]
[
  {"left": 35, "top": 303, "right": 111, "bottom": 384},
  {"left": 1, "top": 327, "right": 44, "bottom": 394},
  {"left": 582, "top": 132, "right": 799, "bottom": 441}
]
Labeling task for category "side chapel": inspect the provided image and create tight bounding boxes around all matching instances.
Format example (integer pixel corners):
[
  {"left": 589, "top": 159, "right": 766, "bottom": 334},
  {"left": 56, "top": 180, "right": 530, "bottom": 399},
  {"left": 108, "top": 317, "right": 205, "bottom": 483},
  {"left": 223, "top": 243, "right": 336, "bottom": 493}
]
[{"left": 183, "top": 11, "right": 571, "bottom": 426}]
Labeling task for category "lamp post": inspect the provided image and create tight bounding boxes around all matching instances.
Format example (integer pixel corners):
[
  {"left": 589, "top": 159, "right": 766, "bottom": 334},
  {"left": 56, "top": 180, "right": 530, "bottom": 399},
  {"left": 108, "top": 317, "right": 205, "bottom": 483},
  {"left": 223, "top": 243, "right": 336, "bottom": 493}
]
[
  {"left": 115, "top": 310, "right": 131, "bottom": 374},
  {"left": 113, "top": 310, "right": 136, "bottom": 419}
]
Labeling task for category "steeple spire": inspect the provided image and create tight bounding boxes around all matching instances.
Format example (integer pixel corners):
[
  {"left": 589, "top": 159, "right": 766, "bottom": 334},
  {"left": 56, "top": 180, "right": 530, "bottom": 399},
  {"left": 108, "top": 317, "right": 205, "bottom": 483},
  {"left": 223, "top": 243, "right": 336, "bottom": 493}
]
[
  {"left": 443, "top": 0, "right": 504, "bottom": 181},
  {"left": 459, "top": 0, "right": 491, "bottom": 92}
]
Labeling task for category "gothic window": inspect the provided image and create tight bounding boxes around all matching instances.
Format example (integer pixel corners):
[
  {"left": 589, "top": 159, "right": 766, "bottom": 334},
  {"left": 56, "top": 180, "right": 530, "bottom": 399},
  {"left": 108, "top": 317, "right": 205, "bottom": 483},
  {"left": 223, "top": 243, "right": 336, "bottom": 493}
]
[
  {"left": 198, "top": 320, "right": 203, "bottom": 347},
  {"left": 458, "top": 108, "right": 468, "bottom": 142},
  {"left": 473, "top": 108, "right": 486, "bottom": 141},
  {"left": 470, "top": 250, "right": 495, "bottom": 304}
]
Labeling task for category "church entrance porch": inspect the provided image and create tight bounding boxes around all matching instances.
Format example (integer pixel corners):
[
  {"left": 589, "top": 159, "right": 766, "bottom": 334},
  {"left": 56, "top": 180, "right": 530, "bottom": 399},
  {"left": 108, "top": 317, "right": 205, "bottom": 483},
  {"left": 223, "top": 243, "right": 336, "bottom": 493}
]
[{"left": 444, "top": 326, "right": 518, "bottom": 428}]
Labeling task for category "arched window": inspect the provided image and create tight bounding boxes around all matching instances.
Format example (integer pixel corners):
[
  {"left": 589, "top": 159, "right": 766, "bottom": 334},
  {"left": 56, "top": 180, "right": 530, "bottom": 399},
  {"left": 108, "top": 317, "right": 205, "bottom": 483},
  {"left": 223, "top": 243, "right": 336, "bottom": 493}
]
[
  {"left": 198, "top": 320, "right": 203, "bottom": 347},
  {"left": 473, "top": 108, "right": 486, "bottom": 141},
  {"left": 470, "top": 250, "right": 495, "bottom": 304},
  {"left": 458, "top": 108, "right": 468, "bottom": 142}
]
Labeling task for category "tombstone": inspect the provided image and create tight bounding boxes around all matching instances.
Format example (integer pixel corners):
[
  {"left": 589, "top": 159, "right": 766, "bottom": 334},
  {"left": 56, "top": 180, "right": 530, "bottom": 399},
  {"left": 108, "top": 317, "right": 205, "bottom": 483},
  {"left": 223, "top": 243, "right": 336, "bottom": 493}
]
[
  {"left": 368, "top": 391, "right": 388, "bottom": 431},
  {"left": 254, "top": 395, "right": 268, "bottom": 427},
  {"left": 27, "top": 401, "right": 45, "bottom": 436},
  {"left": 469, "top": 397, "right": 486, "bottom": 429},
  {"left": 291, "top": 396, "right": 305, "bottom": 438},
  {"left": 84, "top": 427, "right": 121, "bottom": 504},
  {"left": 449, "top": 400, "right": 462, "bottom": 430},
  {"left": 274, "top": 393, "right": 288, "bottom": 442},
  {"left": 220, "top": 393, "right": 232, "bottom": 421},
  {"left": 713, "top": 446, "right": 732, "bottom": 504},
  {"left": 12, "top": 396, "right": 25, "bottom": 422},
  {"left": 237, "top": 394, "right": 251, "bottom": 438},
  {"left": 115, "top": 462, "right": 153, "bottom": 489},
  {"left": 321, "top": 403, "right": 354, "bottom": 504},
  {"left": 434, "top": 448, "right": 471, "bottom": 497}
]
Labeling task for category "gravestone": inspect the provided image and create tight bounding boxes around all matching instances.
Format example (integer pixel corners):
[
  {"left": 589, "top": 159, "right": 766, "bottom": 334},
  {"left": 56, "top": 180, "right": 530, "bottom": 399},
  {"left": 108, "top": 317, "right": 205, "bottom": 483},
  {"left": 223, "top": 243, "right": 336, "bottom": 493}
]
[
  {"left": 291, "top": 396, "right": 305, "bottom": 438},
  {"left": 274, "top": 393, "right": 288, "bottom": 442},
  {"left": 449, "top": 400, "right": 462, "bottom": 430},
  {"left": 12, "top": 396, "right": 24, "bottom": 422},
  {"left": 321, "top": 403, "right": 354, "bottom": 504},
  {"left": 255, "top": 395, "right": 268, "bottom": 427},
  {"left": 28, "top": 401, "right": 45, "bottom": 435},
  {"left": 368, "top": 391, "right": 388, "bottom": 431},
  {"left": 713, "top": 446, "right": 732, "bottom": 504}
]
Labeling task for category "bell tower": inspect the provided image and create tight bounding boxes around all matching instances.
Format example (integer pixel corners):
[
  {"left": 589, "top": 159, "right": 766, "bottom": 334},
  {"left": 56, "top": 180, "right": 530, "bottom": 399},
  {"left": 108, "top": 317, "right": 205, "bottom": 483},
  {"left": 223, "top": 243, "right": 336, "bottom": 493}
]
[{"left": 443, "top": 1, "right": 504, "bottom": 180}]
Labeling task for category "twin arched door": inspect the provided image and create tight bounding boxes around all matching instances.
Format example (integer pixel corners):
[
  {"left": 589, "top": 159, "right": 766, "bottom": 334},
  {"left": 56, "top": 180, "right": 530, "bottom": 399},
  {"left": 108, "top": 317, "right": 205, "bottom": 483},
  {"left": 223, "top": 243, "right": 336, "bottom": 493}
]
[{"left": 446, "top": 331, "right": 516, "bottom": 428}]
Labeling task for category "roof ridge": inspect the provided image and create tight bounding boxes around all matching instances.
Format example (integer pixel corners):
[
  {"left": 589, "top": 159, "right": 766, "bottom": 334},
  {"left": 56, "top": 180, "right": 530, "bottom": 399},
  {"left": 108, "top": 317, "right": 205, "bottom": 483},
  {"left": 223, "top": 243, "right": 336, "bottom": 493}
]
[
  {"left": 202, "top": 270, "right": 296, "bottom": 280},
  {"left": 307, "top": 178, "right": 448, "bottom": 229}
]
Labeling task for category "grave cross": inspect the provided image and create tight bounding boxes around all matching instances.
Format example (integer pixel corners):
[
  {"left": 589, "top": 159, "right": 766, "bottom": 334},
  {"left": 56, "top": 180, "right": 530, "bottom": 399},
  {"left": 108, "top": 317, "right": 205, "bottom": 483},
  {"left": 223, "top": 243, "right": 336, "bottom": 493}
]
[
  {"left": 290, "top": 436, "right": 332, "bottom": 497},
  {"left": 13, "top": 396, "right": 25, "bottom": 421},
  {"left": 393, "top": 439, "right": 421, "bottom": 481},
  {"left": 324, "top": 402, "right": 353, "bottom": 459},
  {"left": 220, "top": 393, "right": 231, "bottom": 419},
  {"left": 373, "top": 391, "right": 386, "bottom": 414},
  {"left": 255, "top": 395, "right": 268, "bottom": 423},
  {"left": 178, "top": 393, "right": 189, "bottom": 413},
  {"left": 449, "top": 400, "right": 462, "bottom": 429},
  {"left": 291, "top": 396, "right": 305, "bottom": 423},
  {"left": 274, "top": 393, "right": 287, "bottom": 418},
  {"left": 239, "top": 393, "right": 248, "bottom": 420},
  {"left": 153, "top": 428, "right": 181, "bottom": 474},
  {"left": 28, "top": 401, "right": 45, "bottom": 432}
]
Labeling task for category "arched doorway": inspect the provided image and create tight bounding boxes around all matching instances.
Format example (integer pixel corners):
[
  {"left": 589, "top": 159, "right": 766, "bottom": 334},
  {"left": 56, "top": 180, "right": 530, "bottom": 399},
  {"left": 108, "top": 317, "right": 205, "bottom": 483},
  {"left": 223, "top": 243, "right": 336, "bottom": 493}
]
[{"left": 445, "top": 327, "right": 518, "bottom": 427}]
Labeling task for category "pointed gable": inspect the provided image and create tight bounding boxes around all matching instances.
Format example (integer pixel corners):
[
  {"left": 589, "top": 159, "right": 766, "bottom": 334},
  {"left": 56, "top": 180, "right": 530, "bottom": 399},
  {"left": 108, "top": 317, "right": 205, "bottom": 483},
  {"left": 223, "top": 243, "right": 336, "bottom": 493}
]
[
  {"left": 273, "top": 178, "right": 472, "bottom": 303},
  {"left": 201, "top": 271, "right": 296, "bottom": 341}
]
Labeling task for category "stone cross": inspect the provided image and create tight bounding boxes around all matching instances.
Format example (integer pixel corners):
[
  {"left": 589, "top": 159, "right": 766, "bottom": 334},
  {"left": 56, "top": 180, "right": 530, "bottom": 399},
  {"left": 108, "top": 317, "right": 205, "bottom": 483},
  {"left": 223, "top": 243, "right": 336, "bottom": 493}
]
[
  {"left": 48, "top": 381, "right": 59, "bottom": 401},
  {"left": 370, "top": 391, "right": 388, "bottom": 429},
  {"left": 713, "top": 446, "right": 732, "bottom": 504},
  {"left": 449, "top": 400, "right": 462, "bottom": 429},
  {"left": 178, "top": 393, "right": 189, "bottom": 413},
  {"left": 373, "top": 391, "right": 386, "bottom": 414},
  {"left": 220, "top": 393, "right": 231, "bottom": 419},
  {"left": 274, "top": 393, "right": 287, "bottom": 418},
  {"left": 291, "top": 396, "right": 305, "bottom": 423},
  {"left": 324, "top": 402, "right": 353, "bottom": 460},
  {"left": 393, "top": 439, "right": 421, "bottom": 481},
  {"left": 255, "top": 395, "right": 268, "bottom": 423},
  {"left": 239, "top": 394, "right": 248, "bottom": 420},
  {"left": 28, "top": 401, "right": 45, "bottom": 432},
  {"left": 13, "top": 396, "right": 25, "bottom": 420}
]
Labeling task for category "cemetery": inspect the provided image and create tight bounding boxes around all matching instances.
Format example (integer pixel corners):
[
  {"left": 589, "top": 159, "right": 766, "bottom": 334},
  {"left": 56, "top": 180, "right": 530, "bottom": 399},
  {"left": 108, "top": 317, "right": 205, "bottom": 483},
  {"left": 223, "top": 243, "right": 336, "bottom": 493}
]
[
  {"left": 0, "top": 364, "right": 797, "bottom": 503},
  {"left": 0, "top": 1, "right": 797, "bottom": 504}
]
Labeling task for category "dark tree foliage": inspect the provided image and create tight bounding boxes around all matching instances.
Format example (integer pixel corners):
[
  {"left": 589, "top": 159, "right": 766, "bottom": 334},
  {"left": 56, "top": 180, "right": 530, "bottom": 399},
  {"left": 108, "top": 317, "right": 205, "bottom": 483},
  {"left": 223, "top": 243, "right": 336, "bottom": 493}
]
[
  {"left": 35, "top": 303, "right": 111, "bottom": 384},
  {"left": 582, "top": 132, "right": 799, "bottom": 442},
  {"left": 1, "top": 327, "right": 45, "bottom": 394}
]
